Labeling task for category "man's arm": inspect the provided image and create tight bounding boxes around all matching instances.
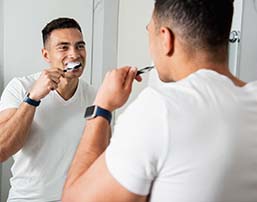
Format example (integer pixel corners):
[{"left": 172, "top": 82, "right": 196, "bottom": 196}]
[
  {"left": 63, "top": 115, "right": 111, "bottom": 189},
  {"left": 62, "top": 66, "right": 147, "bottom": 202},
  {"left": 0, "top": 105, "right": 36, "bottom": 162},
  {"left": 0, "top": 68, "right": 64, "bottom": 162}
]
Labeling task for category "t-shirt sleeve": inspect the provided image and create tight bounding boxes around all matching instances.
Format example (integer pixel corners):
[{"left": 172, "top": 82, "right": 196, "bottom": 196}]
[
  {"left": 0, "top": 78, "right": 26, "bottom": 112},
  {"left": 105, "top": 88, "right": 169, "bottom": 196}
]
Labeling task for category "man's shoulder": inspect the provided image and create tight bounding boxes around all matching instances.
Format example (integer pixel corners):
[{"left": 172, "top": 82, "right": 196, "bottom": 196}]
[
  {"left": 2, "top": 73, "right": 41, "bottom": 99},
  {"left": 123, "top": 87, "right": 167, "bottom": 118},
  {"left": 18, "top": 72, "right": 41, "bottom": 82},
  {"left": 134, "top": 87, "right": 164, "bottom": 105},
  {"left": 9, "top": 72, "right": 40, "bottom": 87}
]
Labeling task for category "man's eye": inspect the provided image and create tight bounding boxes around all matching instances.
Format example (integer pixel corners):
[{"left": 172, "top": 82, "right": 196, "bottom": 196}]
[
  {"left": 77, "top": 44, "right": 85, "bottom": 49},
  {"left": 58, "top": 46, "right": 68, "bottom": 50}
]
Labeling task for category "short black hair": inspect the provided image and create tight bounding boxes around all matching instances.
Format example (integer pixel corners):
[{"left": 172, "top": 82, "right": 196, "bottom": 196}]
[
  {"left": 42, "top": 17, "right": 82, "bottom": 46},
  {"left": 154, "top": 0, "right": 234, "bottom": 51}
]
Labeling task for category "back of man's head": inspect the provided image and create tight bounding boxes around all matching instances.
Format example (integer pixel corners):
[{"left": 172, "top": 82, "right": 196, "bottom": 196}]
[
  {"left": 154, "top": 0, "right": 234, "bottom": 52},
  {"left": 42, "top": 17, "right": 82, "bottom": 47}
]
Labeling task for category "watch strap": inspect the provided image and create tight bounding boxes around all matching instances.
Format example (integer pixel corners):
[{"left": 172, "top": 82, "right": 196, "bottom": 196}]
[
  {"left": 84, "top": 105, "right": 112, "bottom": 123},
  {"left": 95, "top": 106, "right": 112, "bottom": 123},
  {"left": 23, "top": 93, "right": 41, "bottom": 107}
]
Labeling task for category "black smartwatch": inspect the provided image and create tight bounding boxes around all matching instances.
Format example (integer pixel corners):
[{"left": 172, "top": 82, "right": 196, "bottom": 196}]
[
  {"left": 23, "top": 93, "right": 41, "bottom": 107},
  {"left": 84, "top": 105, "right": 112, "bottom": 123}
]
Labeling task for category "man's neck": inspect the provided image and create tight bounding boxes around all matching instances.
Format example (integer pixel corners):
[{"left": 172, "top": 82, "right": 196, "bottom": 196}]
[
  {"left": 166, "top": 52, "right": 246, "bottom": 87},
  {"left": 56, "top": 77, "right": 79, "bottom": 100}
]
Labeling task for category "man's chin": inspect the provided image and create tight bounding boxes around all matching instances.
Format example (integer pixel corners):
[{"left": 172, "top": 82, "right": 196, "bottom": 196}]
[{"left": 64, "top": 71, "right": 83, "bottom": 79}]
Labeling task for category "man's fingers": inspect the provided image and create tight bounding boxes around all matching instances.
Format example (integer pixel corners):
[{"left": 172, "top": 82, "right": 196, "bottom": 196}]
[
  {"left": 135, "top": 75, "right": 142, "bottom": 82},
  {"left": 47, "top": 68, "right": 65, "bottom": 78},
  {"left": 124, "top": 67, "right": 137, "bottom": 90},
  {"left": 51, "top": 71, "right": 64, "bottom": 79},
  {"left": 43, "top": 69, "right": 64, "bottom": 84},
  {"left": 48, "top": 82, "right": 58, "bottom": 91},
  {"left": 50, "top": 75, "right": 61, "bottom": 84}
]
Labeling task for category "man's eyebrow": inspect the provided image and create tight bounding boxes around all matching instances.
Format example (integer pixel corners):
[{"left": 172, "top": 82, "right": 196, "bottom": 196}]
[
  {"left": 76, "top": 41, "right": 86, "bottom": 45},
  {"left": 55, "top": 41, "right": 85, "bottom": 47},
  {"left": 56, "top": 42, "right": 70, "bottom": 46}
]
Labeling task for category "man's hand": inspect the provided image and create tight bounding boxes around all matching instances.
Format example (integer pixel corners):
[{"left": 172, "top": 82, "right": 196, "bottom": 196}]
[
  {"left": 29, "top": 68, "right": 64, "bottom": 100},
  {"left": 94, "top": 66, "right": 141, "bottom": 112}
]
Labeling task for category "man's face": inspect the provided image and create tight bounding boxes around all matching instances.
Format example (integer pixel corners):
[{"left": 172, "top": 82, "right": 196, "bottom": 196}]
[
  {"left": 147, "top": 16, "right": 158, "bottom": 63},
  {"left": 42, "top": 28, "right": 86, "bottom": 79},
  {"left": 147, "top": 15, "right": 163, "bottom": 77},
  {"left": 147, "top": 13, "right": 175, "bottom": 82}
]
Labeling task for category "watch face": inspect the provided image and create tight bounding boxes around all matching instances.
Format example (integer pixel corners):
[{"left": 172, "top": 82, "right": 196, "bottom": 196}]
[{"left": 85, "top": 105, "right": 96, "bottom": 118}]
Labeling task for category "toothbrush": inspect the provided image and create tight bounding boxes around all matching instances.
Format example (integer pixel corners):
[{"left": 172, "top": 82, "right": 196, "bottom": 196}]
[
  {"left": 63, "top": 62, "right": 82, "bottom": 72},
  {"left": 136, "top": 66, "right": 154, "bottom": 76}
]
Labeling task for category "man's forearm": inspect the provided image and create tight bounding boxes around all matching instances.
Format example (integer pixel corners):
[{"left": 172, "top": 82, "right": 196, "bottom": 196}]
[
  {"left": 64, "top": 116, "right": 111, "bottom": 188},
  {"left": 0, "top": 102, "right": 36, "bottom": 162}
]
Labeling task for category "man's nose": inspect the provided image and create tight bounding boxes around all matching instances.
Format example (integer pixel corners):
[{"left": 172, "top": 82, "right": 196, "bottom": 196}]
[{"left": 68, "top": 47, "right": 80, "bottom": 59}]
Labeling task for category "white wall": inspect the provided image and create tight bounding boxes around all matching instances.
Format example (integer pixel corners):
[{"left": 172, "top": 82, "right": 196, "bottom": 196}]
[
  {"left": 91, "top": 0, "right": 119, "bottom": 88},
  {"left": 115, "top": 0, "right": 154, "bottom": 117},
  {"left": 229, "top": 0, "right": 257, "bottom": 81},
  {"left": 238, "top": 0, "right": 257, "bottom": 81},
  {"left": 0, "top": 0, "right": 3, "bottom": 93},
  {"left": 0, "top": 0, "right": 4, "bottom": 198},
  {"left": 232, "top": 0, "right": 243, "bottom": 30},
  {"left": 3, "top": 0, "right": 94, "bottom": 86}
]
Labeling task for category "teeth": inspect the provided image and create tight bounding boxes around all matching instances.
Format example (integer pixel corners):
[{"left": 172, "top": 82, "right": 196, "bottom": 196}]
[{"left": 67, "top": 62, "right": 81, "bottom": 69}]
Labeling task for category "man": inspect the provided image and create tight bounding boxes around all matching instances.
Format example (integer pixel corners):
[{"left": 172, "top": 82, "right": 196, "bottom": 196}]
[
  {"left": 62, "top": 1, "right": 257, "bottom": 202},
  {"left": 0, "top": 18, "right": 95, "bottom": 201}
]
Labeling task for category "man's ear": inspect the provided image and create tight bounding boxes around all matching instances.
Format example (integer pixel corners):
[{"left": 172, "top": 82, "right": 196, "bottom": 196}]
[
  {"left": 41, "top": 48, "right": 50, "bottom": 63},
  {"left": 160, "top": 26, "right": 174, "bottom": 56}
]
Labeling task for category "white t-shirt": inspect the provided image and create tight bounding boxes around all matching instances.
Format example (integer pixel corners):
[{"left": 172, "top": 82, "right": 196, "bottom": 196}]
[
  {"left": 106, "top": 69, "right": 257, "bottom": 202},
  {"left": 0, "top": 72, "right": 96, "bottom": 202}
]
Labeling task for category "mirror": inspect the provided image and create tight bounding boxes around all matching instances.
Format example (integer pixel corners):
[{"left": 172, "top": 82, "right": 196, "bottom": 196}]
[
  {"left": 2, "top": 0, "right": 257, "bottom": 201},
  {"left": 0, "top": 0, "right": 119, "bottom": 200}
]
